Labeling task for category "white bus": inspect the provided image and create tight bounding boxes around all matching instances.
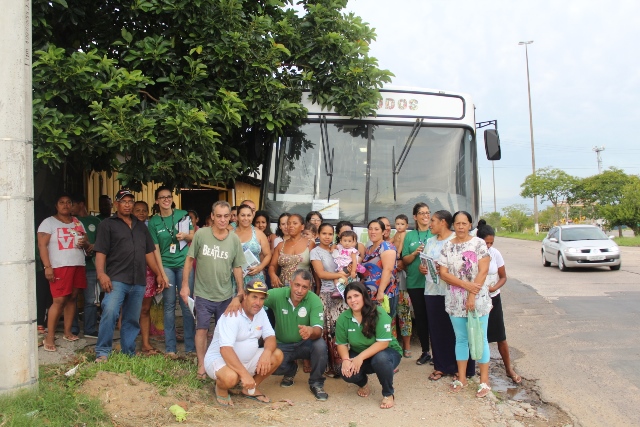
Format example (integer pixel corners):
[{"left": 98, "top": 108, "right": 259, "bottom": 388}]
[{"left": 261, "top": 86, "right": 500, "bottom": 230}]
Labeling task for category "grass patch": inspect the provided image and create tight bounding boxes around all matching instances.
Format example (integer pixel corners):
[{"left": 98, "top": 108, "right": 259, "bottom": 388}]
[
  {"left": 0, "top": 353, "right": 204, "bottom": 427},
  {"left": 613, "top": 236, "right": 640, "bottom": 247},
  {"left": 496, "top": 231, "right": 546, "bottom": 242}
]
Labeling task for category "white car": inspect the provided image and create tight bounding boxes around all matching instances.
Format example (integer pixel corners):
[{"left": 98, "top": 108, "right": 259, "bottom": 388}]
[{"left": 541, "top": 225, "right": 621, "bottom": 271}]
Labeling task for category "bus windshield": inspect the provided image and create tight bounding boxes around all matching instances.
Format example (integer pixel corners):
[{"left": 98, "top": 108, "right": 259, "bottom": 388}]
[{"left": 264, "top": 121, "right": 478, "bottom": 226}]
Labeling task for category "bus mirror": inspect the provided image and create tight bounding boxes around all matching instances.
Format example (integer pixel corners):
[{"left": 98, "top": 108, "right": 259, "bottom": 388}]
[{"left": 484, "top": 129, "right": 501, "bottom": 160}]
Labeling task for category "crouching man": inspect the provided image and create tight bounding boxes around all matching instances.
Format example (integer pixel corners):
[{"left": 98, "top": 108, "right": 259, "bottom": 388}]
[{"left": 204, "top": 280, "right": 283, "bottom": 406}]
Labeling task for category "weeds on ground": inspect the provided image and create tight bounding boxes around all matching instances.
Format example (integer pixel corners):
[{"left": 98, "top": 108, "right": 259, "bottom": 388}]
[
  {"left": 496, "top": 231, "right": 546, "bottom": 242},
  {"left": 613, "top": 236, "right": 640, "bottom": 247},
  {"left": 0, "top": 352, "right": 204, "bottom": 426}
]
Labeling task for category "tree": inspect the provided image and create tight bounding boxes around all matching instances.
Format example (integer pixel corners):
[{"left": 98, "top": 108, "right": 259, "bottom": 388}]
[
  {"left": 500, "top": 204, "right": 532, "bottom": 233},
  {"left": 520, "top": 167, "right": 578, "bottom": 224},
  {"left": 480, "top": 212, "right": 501, "bottom": 231},
  {"left": 32, "top": 0, "right": 393, "bottom": 190},
  {"left": 611, "top": 181, "right": 640, "bottom": 236},
  {"left": 570, "top": 168, "right": 640, "bottom": 236}
]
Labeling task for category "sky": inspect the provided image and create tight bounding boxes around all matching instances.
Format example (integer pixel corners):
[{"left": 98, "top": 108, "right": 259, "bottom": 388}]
[{"left": 344, "top": 0, "right": 640, "bottom": 215}]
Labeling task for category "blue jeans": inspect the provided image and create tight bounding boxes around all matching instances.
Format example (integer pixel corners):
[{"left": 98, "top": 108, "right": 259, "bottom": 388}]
[
  {"left": 162, "top": 267, "right": 195, "bottom": 353},
  {"left": 342, "top": 348, "right": 401, "bottom": 397},
  {"left": 96, "top": 281, "right": 145, "bottom": 358},
  {"left": 450, "top": 314, "right": 491, "bottom": 364},
  {"left": 71, "top": 269, "right": 99, "bottom": 335},
  {"left": 274, "top": 339, "right": 328, "bottom": 387}
]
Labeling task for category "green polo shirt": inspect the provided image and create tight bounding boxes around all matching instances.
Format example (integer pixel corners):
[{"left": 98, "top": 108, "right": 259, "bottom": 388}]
[
  {"left": 77, "top": 215, "right": 102, "bottom": 270},
  {"left": 335, "top": 306, "right": 402, "bottom": 356},
  {"left": 402, "top": 229, "right": 433, "bottom": 290},
  {"left": 148, "top": 209, "right": 192, "bottom": 269},
  {"left": 264, "top": 287, "right": 324, "bottom": 344}
]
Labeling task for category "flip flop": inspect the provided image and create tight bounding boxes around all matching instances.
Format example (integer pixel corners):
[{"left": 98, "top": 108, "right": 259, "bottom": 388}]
[
  {"left": 380, "top": 395, "right": 395, "bottom": 409},
  {"left": 138, "top": 348, "right": 162, "bottom": 356},
  {"left": 196, "top": 372, "right": 208, "bottom": 382},
  {"left": 215, "top": 386, "right": 234, "bottom": 407},
  {"left": 449, "top": 380, "right": 467, "bottom": 393},
  {"left": 429, "top": 370, "right": 444, "bottom": 381},
  {"left": 243, "top": 392, "right": 270, "bottom": 404},
  {"left": 507, "top": 373, "right": 522, "bottom": 384},
  {"left": 357, "top": 384, "right": 370, "bottom": 398},
  {"left": 63, "top": 335, "right": 80, "bottom": 342},
  {"left": 43, "top": 342, "right": 56, "bottom": 352},
  {"left": 403, "top": 349, "right": 412, "bottom": 358}
]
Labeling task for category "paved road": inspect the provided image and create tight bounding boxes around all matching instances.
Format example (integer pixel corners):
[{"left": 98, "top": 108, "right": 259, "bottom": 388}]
[{"left": 497, "top": 237, "right": 640, "bottom": 427}]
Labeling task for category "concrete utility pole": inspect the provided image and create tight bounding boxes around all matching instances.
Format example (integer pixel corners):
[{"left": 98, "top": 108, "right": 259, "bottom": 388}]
[
  {"left": 593, "top": 146, "right": 605, "bottom": 174},
  {"left": 519, "top": 40, "right": 539, "bottom": 234},
  {"left": 0, "top": 0, "right": 38, "bottom": 393}
]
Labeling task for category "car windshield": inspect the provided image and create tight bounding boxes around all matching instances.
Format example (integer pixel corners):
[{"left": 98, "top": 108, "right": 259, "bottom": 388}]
[{"left": 561, "top": 227, "right": 608, "bottom": 242}]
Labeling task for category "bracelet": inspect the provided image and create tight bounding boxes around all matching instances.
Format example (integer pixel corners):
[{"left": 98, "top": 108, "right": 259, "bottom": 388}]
[{"left": 44, "top": 266, "right": 52, "bottom": 269}]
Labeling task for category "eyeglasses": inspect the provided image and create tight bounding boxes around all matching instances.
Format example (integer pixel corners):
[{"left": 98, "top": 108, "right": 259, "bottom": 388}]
[
  {"left": 158, "top": 195, "right": 173, "bottom": 201},
  {"left": 417, "top": 211, "right": 431, "bottom": 216}
]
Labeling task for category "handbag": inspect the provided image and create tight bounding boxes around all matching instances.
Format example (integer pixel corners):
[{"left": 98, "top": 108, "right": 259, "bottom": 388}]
[{"left": 467, "top": 309, "right": 484, "bottom": 361}]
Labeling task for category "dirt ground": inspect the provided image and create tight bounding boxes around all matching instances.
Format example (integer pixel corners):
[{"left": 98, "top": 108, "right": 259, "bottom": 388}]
[{"left": 42, "top": 332, "right": 574, "bottom": 427}]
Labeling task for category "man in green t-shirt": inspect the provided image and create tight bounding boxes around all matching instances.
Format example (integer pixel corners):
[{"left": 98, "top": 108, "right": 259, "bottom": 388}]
[
  {"left": 71, "top": 194, "right": 102, "bottom": 338},
  {"left": 263, "top": 270, "right": 329, "bottom": 401},
  {"left": 181, "top": 200, "right": 246, "bottom": 381}
]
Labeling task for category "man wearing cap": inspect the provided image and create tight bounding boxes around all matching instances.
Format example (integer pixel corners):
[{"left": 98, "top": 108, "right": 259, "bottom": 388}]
[
  {"left": 264, "top": 269, "right": 329, "bottom": 401},
  {"left": 181, "top": 200, "right": 246, "bottom": 380},
  {"left": 203, "top": 280, "right": 283, "bottom": 406},
  {"left": 93, "top": 189, "right": 167, "bottom": 361}
]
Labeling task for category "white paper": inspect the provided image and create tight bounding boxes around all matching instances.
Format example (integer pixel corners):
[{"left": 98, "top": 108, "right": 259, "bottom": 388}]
[
  {"left": 187, "top": 296, "right": 195, "bottom": 319},
  {"left": 420, "top": 252, "right": 439, "bottom": 285},
  {"left": 178, "top": 216, "right": 191, "bottom": 250},
  {"left": 241, "top": 248, "right": 261, "bottom": 277},
  {"left": 311, "top": 199, "right": 340, "bottom": 219}
]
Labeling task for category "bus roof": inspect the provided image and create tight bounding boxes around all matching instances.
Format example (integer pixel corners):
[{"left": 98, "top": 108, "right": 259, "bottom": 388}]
[{"left": 302, "top": 85, "right": 476, "bottom": 129}]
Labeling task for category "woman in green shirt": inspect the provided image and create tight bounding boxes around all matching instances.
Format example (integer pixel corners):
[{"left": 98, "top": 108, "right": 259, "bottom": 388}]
[{"left": 336, "top": 281, "right": 402, "bottom": 409}]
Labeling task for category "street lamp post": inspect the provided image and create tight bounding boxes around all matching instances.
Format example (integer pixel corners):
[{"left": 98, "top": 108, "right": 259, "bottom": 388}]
[{"left": 519, "top": 40, "right": 539, "bottom": 234}]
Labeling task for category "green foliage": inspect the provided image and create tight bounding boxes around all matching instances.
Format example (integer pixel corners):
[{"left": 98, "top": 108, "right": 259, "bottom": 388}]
[
  {"left": 520, "top": 167, "right": 578, "bottom": 223},
  {"left": 32, "top": 0, "right": 393, "bottom": 190},
  {"left": 500, "top": 204, "right": 533, "bottom": 233},
  {"left": 496, "top": 231, "right": 546, "bottom": 242},
  {"left": 480, "top": 212, "right": 501, "bottom": 231},
  {"left": 571, "top": 168, "right": 640, "bottom": 234}
]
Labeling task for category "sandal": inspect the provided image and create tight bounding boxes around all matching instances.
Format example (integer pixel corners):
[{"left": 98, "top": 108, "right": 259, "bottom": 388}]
[
  {"left": 507, "top": 373, "right": 522, "bottom": 384},
  {"left": 63, "top": 335, "right": 80, "bottom": 342},
  {"left": 357, "top": 384, "right": 370, "bottom": 398},
  {"left": 37, "top": 326, "right": 46, "bottom": 335},
  {"left": 165, "top": 352, "right": 179, "bottom": 360},
  {"left": 43, "top": 342, "right": 56, "bottom": 352},
  {"left": 429, "top": 370, "right": 444, "bottom": 381},
  {"left": 380, "top": 395, "right": 395, "bottom": 409},
  {"left": 196, "top": 372, "right": 208, "bottom": 382},
  {"left": 449, "top": 379, "right": 467, "bottom": 393},
  {"left": 138, "top": 348, "right": 162, "bottom": 356},
  {"left": 215, "top": 385, "right": 234, "bottom": 407},
  {"left": 403, "top": 349, "right": 412, "bottom": 358},
  {"left": 476, "top": 383, "right": 491, "bottom": 398}
]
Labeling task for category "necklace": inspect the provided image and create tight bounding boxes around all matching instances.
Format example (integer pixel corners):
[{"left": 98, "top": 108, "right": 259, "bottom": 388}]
[{"left": 160, "top": 209, "right": 175, "bottom": 240}]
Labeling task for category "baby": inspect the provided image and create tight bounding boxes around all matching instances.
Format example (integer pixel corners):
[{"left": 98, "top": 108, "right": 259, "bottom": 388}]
[
  {"left": 302, "top": 222, "right": 318, "bottom": 242},
  {"left": 332, "top": 230, "right": 365, "bottom": 284}
]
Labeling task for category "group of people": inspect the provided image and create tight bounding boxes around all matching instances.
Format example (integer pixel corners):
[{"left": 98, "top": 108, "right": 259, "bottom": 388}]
[{"left": 37, "top": 191, "right": 519, "bottom": 409}]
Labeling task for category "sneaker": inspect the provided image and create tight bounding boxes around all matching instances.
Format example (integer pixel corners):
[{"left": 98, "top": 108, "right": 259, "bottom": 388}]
[
  {"left": 310, "top": 385, "right": 329, "bottom": 401},
  {"left": 280, "top": 364, "right": 298, "bottom": 387},
  {"left": 84, "top": 332, "right": 98, "bottom": 339},
  {"left": 416, "top": 352, "right": 432, "bottom": 365}
]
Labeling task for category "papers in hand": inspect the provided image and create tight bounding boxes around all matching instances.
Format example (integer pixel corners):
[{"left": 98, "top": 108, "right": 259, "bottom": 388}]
[
  {"left": 241, "top": 248, "right": 261, "bottom": 277},
  {"left": 187, "top": 296, "right": 195, "bottom": 319},
  {"left": 419, "top": 252, "right": 439, "bottom": 285},
  {"left": 178, "top": 216, "right": 191, "bottom": 250}
]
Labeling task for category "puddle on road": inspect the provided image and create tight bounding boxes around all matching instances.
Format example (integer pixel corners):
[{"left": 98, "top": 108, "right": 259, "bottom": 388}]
[{"left": 489, "top": 374, "right": 529, "bottom": 401}]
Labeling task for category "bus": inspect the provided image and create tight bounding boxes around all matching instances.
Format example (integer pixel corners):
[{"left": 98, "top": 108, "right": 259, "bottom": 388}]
[{"left": 261, "top": 86, "right": 500, "bottom": 232}]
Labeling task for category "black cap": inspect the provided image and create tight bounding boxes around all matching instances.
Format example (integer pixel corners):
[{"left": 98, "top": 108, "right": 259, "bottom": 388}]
[
  {"left": 245, "top": 279, "right": 268, "bottom": 294},
  {"left": 115, "top": 189, "right": 134, "bottom": 202}
]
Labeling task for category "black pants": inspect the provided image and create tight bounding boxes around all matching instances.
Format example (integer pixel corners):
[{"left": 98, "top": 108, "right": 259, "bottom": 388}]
[
  {"left": 408, "top": 288, "right": 430, "bottom": 354},
  {"left": 36, "top": 269, "right": 52, "bottom": 327}
]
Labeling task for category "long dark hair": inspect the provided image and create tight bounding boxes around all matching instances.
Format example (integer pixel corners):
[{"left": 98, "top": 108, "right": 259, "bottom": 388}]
[
  {"left": 344, "top": 281, "right": 378, "bottom": 338},
  {"left": 275, "top": 212, "right": 290, "bottom": 238},
  {"left": 476, "top": 219, "right": 495, "bottom": 239},
  {"left": 153, "top": 185, "right": 175, "bottom": 214},
  {"left": 253, "top": 210, "right": 272, "bottom": 237}
]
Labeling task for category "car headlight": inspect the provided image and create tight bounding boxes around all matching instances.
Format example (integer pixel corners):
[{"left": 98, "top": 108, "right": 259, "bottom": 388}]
[
  {"left": 609, "top": 246, "right": 620, "bottom": 252},
  {"left": 566, "top": 247, "right": 577, "bottom": 253}
]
